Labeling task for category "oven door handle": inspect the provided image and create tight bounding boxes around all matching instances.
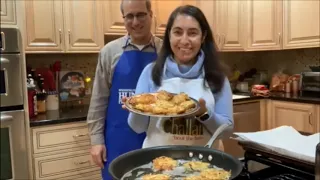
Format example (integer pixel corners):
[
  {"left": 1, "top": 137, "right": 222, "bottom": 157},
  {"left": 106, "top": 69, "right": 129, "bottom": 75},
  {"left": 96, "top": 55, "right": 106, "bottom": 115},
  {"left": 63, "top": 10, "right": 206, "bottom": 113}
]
[{"left": 1, "top": 114, "right": 13, "bottom": 122}]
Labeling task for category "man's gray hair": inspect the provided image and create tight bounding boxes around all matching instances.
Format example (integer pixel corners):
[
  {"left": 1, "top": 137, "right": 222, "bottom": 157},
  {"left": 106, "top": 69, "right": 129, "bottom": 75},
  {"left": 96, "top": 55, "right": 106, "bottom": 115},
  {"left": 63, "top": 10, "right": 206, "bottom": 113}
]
[{"left": 120, "top": 0, "right": 152, "bottom": 15}]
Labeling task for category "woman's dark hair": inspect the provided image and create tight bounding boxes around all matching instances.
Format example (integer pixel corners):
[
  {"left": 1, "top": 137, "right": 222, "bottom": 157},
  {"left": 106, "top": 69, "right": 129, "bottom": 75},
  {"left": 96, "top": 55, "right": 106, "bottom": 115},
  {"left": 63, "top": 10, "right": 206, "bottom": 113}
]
[{"left": 151, "top": 5, "right": 226, "bottom": 93}]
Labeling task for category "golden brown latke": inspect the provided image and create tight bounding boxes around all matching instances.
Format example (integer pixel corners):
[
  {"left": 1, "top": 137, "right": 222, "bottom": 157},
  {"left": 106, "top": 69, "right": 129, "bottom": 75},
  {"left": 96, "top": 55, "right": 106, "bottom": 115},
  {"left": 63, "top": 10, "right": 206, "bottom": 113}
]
[
  {"left": 128, "top": 90, "right": 196, "bottom": 115},
  {"left": 152, "top": 156, "right": 178, "bottom": 171}
]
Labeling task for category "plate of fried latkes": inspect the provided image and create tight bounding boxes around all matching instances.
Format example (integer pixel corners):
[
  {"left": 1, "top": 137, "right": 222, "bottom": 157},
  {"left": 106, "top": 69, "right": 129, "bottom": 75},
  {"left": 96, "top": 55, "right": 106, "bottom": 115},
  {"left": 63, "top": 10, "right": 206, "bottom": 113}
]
[{"left": 125, "top": 90, "right": 200, "bottom": 118}]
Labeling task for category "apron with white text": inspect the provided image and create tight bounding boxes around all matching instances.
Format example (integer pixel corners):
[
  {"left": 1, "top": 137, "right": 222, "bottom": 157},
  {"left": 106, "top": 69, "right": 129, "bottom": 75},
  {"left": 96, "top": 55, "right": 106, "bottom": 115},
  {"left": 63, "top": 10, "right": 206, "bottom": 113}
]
[{"left": 102, "top": 40, "right": 157, "bottom": 180}]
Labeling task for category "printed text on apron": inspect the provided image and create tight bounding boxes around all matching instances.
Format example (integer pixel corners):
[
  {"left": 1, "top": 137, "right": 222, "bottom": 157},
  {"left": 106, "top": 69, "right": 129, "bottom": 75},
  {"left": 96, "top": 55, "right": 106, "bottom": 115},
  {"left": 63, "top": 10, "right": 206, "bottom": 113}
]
[{"left": 102, "top": 39, "right": 157, "bottom": 180}]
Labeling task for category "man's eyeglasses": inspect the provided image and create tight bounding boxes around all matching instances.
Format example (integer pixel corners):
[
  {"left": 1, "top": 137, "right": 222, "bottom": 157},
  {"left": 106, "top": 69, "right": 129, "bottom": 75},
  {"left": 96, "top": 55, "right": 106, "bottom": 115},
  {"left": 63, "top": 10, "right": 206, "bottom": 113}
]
[{"left": 123, "top": 12, "right": 148, "bottom": 22}]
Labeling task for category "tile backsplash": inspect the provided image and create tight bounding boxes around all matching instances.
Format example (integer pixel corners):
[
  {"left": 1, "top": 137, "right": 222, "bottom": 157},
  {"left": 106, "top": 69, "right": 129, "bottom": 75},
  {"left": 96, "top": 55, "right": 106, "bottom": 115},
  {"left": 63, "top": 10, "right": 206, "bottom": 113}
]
[
  {"left": 26, "top": 47, "right": 319, "bottom": 104},
  {"left": 220, "top": 48, "right": 319, "bottom": 76}
]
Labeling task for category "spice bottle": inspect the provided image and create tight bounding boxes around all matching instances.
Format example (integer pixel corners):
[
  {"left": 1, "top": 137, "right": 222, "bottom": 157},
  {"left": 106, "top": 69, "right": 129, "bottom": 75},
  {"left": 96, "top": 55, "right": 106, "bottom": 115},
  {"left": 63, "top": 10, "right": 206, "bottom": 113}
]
[{"left": 27, "top": 75, "right": 38, "bottom": 118}]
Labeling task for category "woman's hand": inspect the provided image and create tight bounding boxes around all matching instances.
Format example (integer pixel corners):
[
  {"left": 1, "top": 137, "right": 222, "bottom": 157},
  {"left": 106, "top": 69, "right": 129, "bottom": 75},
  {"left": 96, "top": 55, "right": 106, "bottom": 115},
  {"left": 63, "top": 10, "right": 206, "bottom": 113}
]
[
  {"left": 194, "top": 98, "right": 208, "bottom": 117},
  {"left": 121, "top": 96, "right": 128, "bottom": 110}
]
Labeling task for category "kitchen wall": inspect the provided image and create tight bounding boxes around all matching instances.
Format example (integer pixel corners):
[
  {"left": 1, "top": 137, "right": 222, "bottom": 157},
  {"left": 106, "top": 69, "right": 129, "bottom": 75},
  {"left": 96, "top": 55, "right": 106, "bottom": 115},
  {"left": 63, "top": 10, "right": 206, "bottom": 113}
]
[
  {"left": 26, "top": 46, "right": 319, "bottom": 105},
  {"left": 221, "top": 48, "right": 319, "bottom": 76}
]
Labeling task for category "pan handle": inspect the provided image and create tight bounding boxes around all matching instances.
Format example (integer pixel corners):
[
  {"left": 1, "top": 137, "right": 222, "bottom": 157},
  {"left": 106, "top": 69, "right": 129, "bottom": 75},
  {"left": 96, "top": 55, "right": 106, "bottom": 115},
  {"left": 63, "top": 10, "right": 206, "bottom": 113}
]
[{"left": 204, "top": 123, "right": 231, "bottom": 148}]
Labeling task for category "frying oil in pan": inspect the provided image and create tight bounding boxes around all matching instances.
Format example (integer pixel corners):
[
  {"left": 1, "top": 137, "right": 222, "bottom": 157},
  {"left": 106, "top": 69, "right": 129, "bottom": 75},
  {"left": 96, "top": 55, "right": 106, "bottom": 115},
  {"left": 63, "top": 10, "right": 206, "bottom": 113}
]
[{"left": 121, "top": 159, "right": 228, "bottom": 180}]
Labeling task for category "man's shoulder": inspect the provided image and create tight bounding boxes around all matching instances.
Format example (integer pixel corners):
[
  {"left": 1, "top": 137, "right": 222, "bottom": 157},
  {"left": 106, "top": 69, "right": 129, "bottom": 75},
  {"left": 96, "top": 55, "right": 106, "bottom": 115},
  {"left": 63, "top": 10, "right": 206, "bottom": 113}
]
[
  {"left": 100, "top": 36, "right": 126, "bottom": 55},
  {"left": 153, "top": 36, "right": 163, "bottom": 51}
]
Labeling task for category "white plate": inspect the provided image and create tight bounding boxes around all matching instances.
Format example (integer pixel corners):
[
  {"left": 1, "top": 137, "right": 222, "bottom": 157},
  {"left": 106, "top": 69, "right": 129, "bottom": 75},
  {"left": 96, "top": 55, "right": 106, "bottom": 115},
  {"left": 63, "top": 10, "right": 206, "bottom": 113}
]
[{"left": 125, "top": 93, "right": 200, "bottom": 118}]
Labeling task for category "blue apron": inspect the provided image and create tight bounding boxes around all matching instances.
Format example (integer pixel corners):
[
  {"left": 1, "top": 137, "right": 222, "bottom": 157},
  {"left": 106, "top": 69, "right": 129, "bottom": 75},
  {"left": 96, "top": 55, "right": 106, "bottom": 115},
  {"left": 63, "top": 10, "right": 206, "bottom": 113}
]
[{"left": 102, "top": 39, "right": 157, "bottom": 180}]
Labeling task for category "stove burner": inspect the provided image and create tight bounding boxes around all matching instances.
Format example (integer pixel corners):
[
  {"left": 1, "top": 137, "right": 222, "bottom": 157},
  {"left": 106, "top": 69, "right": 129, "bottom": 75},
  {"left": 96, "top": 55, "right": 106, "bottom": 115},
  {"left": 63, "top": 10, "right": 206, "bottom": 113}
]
[{"left": 235, "top": 142, "right": 315, "bottom": 180}]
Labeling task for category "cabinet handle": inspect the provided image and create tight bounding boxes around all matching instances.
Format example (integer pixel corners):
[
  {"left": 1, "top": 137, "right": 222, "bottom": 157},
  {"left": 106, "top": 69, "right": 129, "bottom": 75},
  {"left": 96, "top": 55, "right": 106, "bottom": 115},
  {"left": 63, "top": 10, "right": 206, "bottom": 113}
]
[
  {"left": 308, "top": 112, "right": 312, "bottom": 125},
  {"left": 74, "top": 160, "right": 90, "bottom": 165},
  {"left": 1, "top": 32, "right": 5, "bottom": 51},
  {"left": 0, "top": 114, "right": 13, "bottom": 122},
  {"left": 68, "top": 30, "right": 71, "bottom": 44},
  {"left": 59, "top": 29, "right": 62, "bottom": 44},
  {"left": 278, "top": 33, "right": 281, "bottom": 44},
  {"left": 73, "top": 134, "right": 88, "bottom": 138}
]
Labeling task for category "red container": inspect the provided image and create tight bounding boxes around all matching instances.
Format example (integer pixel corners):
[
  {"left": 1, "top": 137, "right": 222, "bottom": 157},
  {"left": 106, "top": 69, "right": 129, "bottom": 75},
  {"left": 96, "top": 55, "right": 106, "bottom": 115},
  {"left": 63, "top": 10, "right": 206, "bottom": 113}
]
[{"left": 28, "top": 88, "right": 37, "bottom": 118}]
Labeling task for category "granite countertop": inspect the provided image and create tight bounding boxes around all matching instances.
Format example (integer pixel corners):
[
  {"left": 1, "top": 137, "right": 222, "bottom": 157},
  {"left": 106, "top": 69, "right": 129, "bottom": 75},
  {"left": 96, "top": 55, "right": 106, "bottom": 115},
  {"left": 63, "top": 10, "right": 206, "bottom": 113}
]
[
  {"left": 29, "top": 105, "right": 89, "bottom": 127},
  {"left": 233, "top": 91, "right": 320, "bottom": 104},
  {"left": 29, "top": 92, "right": 320, "bottom": 127}
]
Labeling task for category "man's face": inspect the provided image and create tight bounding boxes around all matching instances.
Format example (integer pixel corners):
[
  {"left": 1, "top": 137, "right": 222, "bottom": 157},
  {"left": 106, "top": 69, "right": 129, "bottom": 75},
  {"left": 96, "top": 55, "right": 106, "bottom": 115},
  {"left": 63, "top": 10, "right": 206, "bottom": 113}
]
[{"left": 122, "top": 0, "right": 153, "bottom": 42}]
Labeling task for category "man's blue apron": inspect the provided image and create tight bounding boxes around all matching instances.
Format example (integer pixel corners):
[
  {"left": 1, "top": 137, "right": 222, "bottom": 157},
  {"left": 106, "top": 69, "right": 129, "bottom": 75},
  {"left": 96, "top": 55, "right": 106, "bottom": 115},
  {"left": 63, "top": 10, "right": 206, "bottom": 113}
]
[{"left": 102, "top": 38, "right": 157, "bottom": 180}]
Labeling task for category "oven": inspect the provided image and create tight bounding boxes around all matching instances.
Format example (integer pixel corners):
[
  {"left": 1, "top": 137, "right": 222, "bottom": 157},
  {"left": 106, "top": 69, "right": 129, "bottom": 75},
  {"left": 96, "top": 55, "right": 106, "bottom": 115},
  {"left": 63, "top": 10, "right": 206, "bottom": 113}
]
[
  {"left": 1, "top": 27, "right": 23, "bottom": 107},
  {"left": 0, "top": 27, "right": 29, "bottom": 180}
]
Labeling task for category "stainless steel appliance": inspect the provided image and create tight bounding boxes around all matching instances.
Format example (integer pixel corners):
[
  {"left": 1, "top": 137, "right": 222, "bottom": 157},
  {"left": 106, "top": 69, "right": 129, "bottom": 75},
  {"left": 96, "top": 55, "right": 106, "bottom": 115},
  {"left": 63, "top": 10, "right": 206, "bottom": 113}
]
[
  {"left": 299, "top": 72, "right": 320, "bottom": 93},
  {"left": 0, "top": 27, "right": 29, "bottom": 179}
]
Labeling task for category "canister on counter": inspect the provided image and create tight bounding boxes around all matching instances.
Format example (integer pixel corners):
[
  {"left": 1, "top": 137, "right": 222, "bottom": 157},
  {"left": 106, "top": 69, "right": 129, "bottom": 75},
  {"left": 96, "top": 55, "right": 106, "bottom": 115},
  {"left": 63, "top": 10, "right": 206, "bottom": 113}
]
[{"left": 46, "top": 91, "right": 59, "bottom": 110}]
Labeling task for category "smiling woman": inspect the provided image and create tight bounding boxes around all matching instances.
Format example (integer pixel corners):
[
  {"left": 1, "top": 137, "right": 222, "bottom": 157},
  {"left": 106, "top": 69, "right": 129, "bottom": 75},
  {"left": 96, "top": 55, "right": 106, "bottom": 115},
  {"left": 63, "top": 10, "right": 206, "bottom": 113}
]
[{"left": 127, "top": 5, "right": 234, "bottom": 149}]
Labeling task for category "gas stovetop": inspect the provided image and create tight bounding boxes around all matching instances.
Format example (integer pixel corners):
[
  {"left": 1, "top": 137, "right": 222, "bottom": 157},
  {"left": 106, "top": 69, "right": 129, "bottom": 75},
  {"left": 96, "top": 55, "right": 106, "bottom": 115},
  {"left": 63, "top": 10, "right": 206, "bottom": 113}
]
[
  {"left": 235, "top": 167, "right": 313, "bottom": 180},
  {"left": 235, "top": 142, "right": 316, "bottom": 180}
]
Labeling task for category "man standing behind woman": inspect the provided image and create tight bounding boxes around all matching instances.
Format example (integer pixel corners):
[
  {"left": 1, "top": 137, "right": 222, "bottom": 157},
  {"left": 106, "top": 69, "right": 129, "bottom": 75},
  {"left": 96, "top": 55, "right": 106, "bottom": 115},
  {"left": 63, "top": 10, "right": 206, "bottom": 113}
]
[
  {"left": 86, "top": 0, "right": 162, "bottom": 179},
  {"left": 126, "top": 5, "right": 234, "bottom": 148}
]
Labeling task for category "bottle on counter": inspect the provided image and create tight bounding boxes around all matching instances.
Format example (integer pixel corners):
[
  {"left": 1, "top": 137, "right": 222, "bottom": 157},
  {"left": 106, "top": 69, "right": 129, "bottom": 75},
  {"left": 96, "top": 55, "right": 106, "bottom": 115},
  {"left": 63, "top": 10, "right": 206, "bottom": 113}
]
[
  {"left": 36, "top": 91, "right": 47, "bottom": 114},
  {"left": 27, "top": 75, "right": 38, "bottom": 118}
]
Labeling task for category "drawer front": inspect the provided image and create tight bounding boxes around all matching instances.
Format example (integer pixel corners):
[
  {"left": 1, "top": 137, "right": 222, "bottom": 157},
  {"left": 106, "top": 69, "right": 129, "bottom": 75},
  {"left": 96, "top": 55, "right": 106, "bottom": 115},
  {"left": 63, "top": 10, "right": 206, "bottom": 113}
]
[
  {"left": 32, "top": 122, "right": 90, "bottom": 154},
  {"left": 234, "top": 102, "right": 260, "bottom": 113},
  {"left": 34, "top": 149, "right": 100, "bottom": 180},
  {"left": 57, "top": 171, "right": 102, "bottom": 180}
]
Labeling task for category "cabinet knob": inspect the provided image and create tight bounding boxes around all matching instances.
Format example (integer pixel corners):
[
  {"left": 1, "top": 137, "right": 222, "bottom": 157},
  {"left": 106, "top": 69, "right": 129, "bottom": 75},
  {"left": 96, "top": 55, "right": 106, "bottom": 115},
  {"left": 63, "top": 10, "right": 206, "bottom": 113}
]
[
  {"left": 68, "top": 30, "right": 71, "bottom": 44},
  {"left": 74, "top": 160, "right": 90, "bottom": 165},
  {"left": 73, "top": 134, "right": 88, "bottom": 138}
]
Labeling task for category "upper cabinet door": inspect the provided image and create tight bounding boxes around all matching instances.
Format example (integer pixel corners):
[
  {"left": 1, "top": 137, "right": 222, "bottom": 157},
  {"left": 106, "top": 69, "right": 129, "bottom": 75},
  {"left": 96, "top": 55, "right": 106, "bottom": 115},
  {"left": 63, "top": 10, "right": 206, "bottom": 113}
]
[
  {"left": 1, "top": 0, "right": 17, "bottom": 25},
  {"left": 218, "top": 0, "right": 246, "bottom": 51},
  {"left": 24, "top": 0, "right": 64, "bottom": 52},
  {"left": 196, "top": 0, "right": 220, "bottom": 49},
  {"left": 245, "top": 0, "right": 282, "bottom": 51},
  {"left": 152, "top": 0, "right": 197, "bottom": 36},
  {"left": 63, "top": 0, "right": 104, "bottom": 52},
  {"left": 103, "top": 1, "right": 127, "bottom": 35},
  {"left": 283, "top": 0, "right": 320, "bottom": 49}
]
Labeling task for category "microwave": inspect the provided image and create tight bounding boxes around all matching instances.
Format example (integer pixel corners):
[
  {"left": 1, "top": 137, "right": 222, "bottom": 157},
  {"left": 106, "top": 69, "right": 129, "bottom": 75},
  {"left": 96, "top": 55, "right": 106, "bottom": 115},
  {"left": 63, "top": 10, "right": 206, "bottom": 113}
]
[{"left": 299, "top": 72, "right": 320, "bottom": 92}]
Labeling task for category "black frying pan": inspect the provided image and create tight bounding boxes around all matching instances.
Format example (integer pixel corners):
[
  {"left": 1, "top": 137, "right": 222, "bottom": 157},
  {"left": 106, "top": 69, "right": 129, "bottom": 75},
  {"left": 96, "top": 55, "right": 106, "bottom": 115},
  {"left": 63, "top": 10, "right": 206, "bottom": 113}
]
[{"left": 108, "top": 124, "right": 243, "bottom": 179}]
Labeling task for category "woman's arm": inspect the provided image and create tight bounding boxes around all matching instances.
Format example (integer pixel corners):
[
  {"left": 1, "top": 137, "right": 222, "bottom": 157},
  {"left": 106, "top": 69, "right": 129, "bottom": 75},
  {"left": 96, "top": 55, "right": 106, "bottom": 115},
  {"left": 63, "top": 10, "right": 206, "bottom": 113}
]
[
  {"left": 200, "top": 77, "right": 234, "bottom": 138},
  {"left": 127, "top": 63, "right": 154, "bottom": 133}
]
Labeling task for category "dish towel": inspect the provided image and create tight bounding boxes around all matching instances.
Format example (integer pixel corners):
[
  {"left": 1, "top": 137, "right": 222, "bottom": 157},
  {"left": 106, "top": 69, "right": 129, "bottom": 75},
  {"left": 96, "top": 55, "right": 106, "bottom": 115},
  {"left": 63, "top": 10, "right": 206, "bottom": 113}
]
[{"left": 232, "top": 126, "right": 320, "bottom": 163}]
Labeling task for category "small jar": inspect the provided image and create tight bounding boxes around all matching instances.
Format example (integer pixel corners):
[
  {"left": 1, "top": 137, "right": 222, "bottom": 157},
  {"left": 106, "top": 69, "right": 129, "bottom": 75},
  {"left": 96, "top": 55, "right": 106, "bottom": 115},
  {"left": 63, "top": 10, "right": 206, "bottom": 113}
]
[{"left": 36, "top": 92, "right": 47, "bottom": 113}]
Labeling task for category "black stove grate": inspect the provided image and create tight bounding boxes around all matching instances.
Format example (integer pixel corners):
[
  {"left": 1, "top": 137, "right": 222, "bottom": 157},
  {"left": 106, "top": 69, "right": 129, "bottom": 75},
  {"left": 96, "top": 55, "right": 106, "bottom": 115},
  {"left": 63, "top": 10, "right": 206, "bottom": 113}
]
[
  {"left": 236, "top": 142, "right": 315, "bottom": 180},
  {"left": 264, "top": 174, "right": 309, "bottom": 180}
]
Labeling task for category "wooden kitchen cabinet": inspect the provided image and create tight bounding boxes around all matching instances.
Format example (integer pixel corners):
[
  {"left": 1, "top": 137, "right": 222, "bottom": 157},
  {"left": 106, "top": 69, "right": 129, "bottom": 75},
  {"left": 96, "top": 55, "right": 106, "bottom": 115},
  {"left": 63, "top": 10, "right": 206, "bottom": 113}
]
[
  {"left": 244, "top": 0, "right": 283, "bottom": 51},
  {"left": 266, "top": 100, "right": 319, "bottom": 134},
  {"left": 0, "top": 0, "right": 17, "bottom": 25},
  {"left": 103, "top": 0, "right": 127, "bottom": 35},
  {"left": 223, "top": 101, "right": 261, "bottom": 158},
  {"left": 23, "top": 0, "right": 104, "bottom": 53},
  {"left": 215, "top": 0, "right": 246, "bottom": 51},
  {"left": 152, "top": 0, "right": 197, "bottom": 36},
  {"left": 30, "top": 122, "right": 101, "bottom": 180},
  {"left": 282, "top": 0, "right": 320, "bottom": 49}
]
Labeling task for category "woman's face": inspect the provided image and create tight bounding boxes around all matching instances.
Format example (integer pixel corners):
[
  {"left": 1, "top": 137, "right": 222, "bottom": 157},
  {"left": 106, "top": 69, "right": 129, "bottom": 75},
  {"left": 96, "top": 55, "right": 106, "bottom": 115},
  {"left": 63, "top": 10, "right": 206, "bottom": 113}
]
[{"left": 169, "top": 14, "right": 204, "bottom": 65}]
